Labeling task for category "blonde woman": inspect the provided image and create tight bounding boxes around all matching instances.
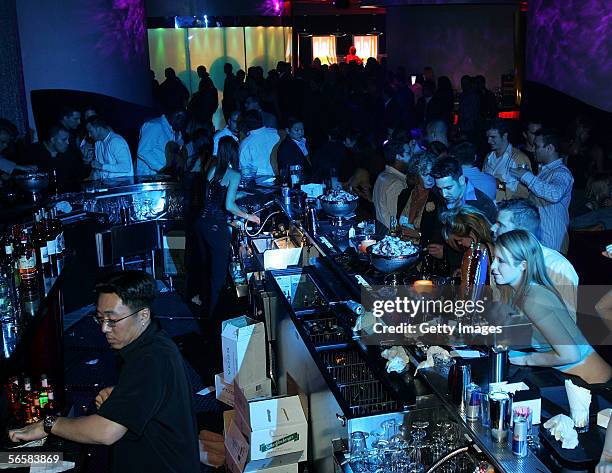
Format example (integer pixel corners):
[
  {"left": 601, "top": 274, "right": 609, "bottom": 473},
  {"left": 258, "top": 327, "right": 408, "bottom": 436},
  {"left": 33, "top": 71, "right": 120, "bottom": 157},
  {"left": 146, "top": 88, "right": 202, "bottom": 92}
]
[{"left": 491, "top": 230, "right": 611, "bottom": 384}]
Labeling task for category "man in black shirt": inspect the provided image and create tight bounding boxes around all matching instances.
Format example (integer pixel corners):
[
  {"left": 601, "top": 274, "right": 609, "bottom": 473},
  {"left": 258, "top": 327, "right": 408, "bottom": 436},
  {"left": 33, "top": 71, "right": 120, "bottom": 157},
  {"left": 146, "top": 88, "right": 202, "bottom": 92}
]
[
  {"left": 28, "top": 125, "right": 86, "bottom": 193},
  {"left": 9, "top": 271, "right": 200, "bottom": 473}
]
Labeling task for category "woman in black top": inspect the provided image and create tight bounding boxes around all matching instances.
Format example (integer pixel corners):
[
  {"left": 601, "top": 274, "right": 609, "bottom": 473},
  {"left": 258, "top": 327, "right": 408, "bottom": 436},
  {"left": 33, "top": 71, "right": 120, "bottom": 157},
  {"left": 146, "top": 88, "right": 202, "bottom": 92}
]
[{"left": 194, "top": 137, "right": 259, "bottom": 319}]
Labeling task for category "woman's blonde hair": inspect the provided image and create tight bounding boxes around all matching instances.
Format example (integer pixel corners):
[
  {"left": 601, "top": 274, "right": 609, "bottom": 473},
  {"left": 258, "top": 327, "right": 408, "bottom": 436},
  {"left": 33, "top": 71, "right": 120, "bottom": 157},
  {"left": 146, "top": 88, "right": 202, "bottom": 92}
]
[
  {"left": 495, "top": 230, "right": 565, "bottom": 310},
  {"left": 440, "top": 205, "right": 493, "bottom": 246}
]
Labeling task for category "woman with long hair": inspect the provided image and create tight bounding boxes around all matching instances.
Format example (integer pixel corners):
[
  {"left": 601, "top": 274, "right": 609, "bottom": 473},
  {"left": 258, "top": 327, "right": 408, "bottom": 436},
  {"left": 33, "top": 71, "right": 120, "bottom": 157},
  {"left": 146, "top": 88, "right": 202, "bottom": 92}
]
[
  {"left": 492, "top": 230, "right": 612, "bottom": 384},
  {"left": 194, "top": 136, "right": 260, "bottom": 321},
  {"left": 440, "top": 206, "right": 494, "bottom": 296}
]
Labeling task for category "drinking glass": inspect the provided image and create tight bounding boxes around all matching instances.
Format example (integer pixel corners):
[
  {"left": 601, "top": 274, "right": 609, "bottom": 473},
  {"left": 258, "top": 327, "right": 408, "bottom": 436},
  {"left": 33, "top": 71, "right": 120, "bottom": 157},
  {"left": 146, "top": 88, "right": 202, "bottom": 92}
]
[{"left": 350, "top": 431, "right": 369, "bottom": 467}]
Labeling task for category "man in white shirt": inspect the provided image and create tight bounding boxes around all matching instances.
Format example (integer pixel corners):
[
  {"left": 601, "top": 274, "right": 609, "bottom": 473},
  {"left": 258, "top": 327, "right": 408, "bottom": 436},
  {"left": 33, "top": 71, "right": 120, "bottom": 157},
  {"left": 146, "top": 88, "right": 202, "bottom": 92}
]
[
  {"left": 239, "top": 110, "right": 280, "bottom": 177},
  {"left": 86, "top": 118, "right": 134, "bottom": 180},
  {"left": 492, "top": 198, "right": 579, "bottom": 321},
  {"left": 212, "top": 111, "right": 240, "bottom": 156},
  {"left": 136, "top": 109, "right": 187, "bottom": 175},
  {"left": 483, "top": 119, "right": 531, "bottom": 201},
  {"left": 373, "top": 139, "right": 411, "bottom": 229},
  {"left": 510, "top": 128, "right": 574, "bottom": 253}
]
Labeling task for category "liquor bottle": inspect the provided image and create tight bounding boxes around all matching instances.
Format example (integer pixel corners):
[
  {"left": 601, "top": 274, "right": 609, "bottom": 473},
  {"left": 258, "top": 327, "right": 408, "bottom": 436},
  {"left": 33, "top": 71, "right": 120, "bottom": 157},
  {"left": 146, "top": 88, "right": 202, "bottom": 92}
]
[
  {"left": 20, "top": 376, "right": 32, "bottom": 421},
  {"left": 46, "top": 387, "right": 57, "bottom": 414},
  {"left": 39, "top": 374, "right": 49, "bottom": 409},
  {"left": 6, "top": 377, "right": 21, "bottom": 419},
  {"left": 45, "top": 210, "right": 58, "bottom": 277},
  {"left": 0, "top": 267, "right": 14, "bottom": 322},
  {"left": 50, "top": 208, "right": 65, "bottom": 271},
  {"left": 17, "top": 230, "right": 37, "bottom": 289},
  {"left": 32, "top": 211, "right": 51, "bottom": 278},
  {"left": 31, "top": 395, "right": 41, "bottom": 422}
]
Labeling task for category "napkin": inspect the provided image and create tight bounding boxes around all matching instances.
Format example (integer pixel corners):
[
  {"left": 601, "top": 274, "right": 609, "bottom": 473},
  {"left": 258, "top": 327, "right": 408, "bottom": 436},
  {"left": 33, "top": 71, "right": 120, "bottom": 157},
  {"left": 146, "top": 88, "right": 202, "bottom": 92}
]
[
  {"left": 415, "top": 346, "right": 451, "bottom": 374},
  {"left": 300, "top": 183, "right": 325, "bottom": 198},
  {"left": 543, "top": 414, "right": 579, "bottom": 449},
  {"left": 381, "top": 346, "right": 410, "bottom": 373},
  {"left": 53, "top": 201, "right": 72, "bottom": 214},
  {"left": 565, "top": 379, "right": 591, "bottom": 429}
]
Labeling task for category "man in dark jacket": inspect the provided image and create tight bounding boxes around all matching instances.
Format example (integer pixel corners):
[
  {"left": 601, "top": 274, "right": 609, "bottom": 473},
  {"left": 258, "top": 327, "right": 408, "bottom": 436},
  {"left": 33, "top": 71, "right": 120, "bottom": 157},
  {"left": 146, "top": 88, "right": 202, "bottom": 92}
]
[{"left": 424, "top": 156, "right": 497, "bottom": 271}]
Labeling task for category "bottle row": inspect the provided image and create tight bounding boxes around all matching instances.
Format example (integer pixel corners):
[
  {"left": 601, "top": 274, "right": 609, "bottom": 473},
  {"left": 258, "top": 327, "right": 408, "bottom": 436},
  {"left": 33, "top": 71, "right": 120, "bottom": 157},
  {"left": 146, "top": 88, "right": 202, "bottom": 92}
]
[{"left": 5, "top": 374, "right": 58, "bottom": 424}]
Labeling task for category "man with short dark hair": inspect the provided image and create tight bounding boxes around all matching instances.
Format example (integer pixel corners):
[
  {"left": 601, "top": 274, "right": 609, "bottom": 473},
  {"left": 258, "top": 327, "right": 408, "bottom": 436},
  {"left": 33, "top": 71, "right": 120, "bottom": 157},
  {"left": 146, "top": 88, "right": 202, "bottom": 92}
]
[
  {"left": 492, "top": 198, "right": 579, "bottom": 320},
  {"left": 86, "top": 118, "right": 133, "bottom": 180},
  {"left": 239, "top": 110, "right": 280, "bottom": 176},
  {"left": 520, "top": 118, "right": 543, "bottom": 171},
  {"left": 212, "top": 110, "right": 240, "bottom": 156},
  {"left": 483, "top": 118, "right": 532, "bottom": 201},
  {"left": 450, "top": 141, "right": 496, "bottom": 200},
  {"left": 59, "top": 106, "right": 81, "bottom": 149},
  {"left": 29, "top": 125, "right": 86, "bottom": 192},
  {"left": 9, "top": 270, "right": 200, "bottom": 473},
  {"left": 431, "top": 156, "right": 497, "bottom": 221},
  {"left": 510, "top": 128, "right": 574, "bottom": 253},
  {"left": 426, "top": 156, "right": 496, "bottom": 261},
  {"left": 373, "top": 139, "right": 411, "bottom": 228}
]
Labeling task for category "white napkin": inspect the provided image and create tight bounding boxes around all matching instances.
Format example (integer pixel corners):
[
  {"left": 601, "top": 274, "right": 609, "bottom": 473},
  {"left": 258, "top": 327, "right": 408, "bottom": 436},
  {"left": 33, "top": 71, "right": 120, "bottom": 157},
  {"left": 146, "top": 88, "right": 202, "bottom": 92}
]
[
  {"left": 381, "top": 346, "right": 410, "bottom": 373},
  {"left": 543, "top": 414, "right": 579, "bottom": 449},
  {"left": 415, "top": 346, "right": 451, "bottom": 374},
  {"left": 53, "top": 201, "right": 72, "bottom": 214},
  {"left": 565, "top": 379, "right": 591, "bottom": 429},
  {"left": 352, "top": 312, "right": 377, "bottom": 334}
]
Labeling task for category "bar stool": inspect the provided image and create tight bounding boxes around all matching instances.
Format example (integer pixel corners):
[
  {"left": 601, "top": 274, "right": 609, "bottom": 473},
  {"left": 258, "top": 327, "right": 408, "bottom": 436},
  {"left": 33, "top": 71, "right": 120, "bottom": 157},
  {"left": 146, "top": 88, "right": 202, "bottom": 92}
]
[{"left": 110, "top": 221, "right": 160, "bottom": 273}]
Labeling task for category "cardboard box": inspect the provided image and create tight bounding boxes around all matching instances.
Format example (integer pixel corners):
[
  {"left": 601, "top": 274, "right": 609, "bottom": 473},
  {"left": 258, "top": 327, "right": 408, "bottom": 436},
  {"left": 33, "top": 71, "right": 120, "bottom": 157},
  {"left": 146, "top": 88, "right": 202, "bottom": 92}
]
[
  {"left": 215, "top": 373, "right": 272, "bottom": 407},
  {"left": 225, "top": 420, "right": 300, "bottom": 473},
  {"left": 222, "top": 316, "right": 267, "bottom": 386},
  {"left": 234, "top": 381, "right": 307, "bottom": 462}
]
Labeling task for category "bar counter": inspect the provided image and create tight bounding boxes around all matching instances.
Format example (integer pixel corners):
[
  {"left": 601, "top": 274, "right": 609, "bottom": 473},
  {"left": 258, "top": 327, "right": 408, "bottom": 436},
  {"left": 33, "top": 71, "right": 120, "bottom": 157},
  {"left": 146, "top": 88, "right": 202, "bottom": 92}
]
[{"left": 235, "top": 184, "right": 608, "bottom": 473}]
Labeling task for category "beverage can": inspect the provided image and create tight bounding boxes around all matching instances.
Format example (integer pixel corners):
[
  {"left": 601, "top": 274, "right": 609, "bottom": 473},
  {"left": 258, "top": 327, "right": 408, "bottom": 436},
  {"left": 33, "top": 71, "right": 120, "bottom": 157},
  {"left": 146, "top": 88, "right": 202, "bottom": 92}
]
[{"left": 512, "top": 417, "right": 528, "bottom": 457}]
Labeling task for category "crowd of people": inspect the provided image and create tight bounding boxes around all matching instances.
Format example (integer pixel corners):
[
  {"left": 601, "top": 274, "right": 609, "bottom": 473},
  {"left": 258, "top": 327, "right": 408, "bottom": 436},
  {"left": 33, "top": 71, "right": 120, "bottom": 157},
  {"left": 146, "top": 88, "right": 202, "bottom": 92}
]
[
  {"left": 0, "top": 54, "right": 611, "bottom": 361},
  {"left": 1, "top": 48, "right": 612, "bottom": 473}
]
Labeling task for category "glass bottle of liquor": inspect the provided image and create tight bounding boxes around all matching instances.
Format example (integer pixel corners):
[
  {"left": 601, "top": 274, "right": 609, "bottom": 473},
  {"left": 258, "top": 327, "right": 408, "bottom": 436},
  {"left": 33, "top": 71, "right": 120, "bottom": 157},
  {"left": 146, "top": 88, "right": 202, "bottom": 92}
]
[
  {"left": 50, "top": 208, "right": 65, "bottom": 272},
  {"left": 21, "top": 376, "right": 33, "bottom": 422},
  {"left": 17, "top": 230, "right": 37, "bottom": 289},
  {"left": 46, "top": 387, "right": 57, "bottom": 414},
  {"left": 44, "top": 210, "right": 58, "bottom": 277},
  {"left": 39, "top": 374, "right": 49, "bottom": 409},
  {"left": 32, "top": 211, "right": 51, "bottom": 278}
]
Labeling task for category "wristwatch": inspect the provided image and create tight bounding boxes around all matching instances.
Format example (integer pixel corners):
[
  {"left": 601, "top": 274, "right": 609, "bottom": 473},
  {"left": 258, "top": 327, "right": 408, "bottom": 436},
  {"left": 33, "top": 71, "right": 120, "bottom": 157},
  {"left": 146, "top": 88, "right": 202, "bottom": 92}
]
[{"left": 43, "top": 415, "right": 58, "bottom": 434}]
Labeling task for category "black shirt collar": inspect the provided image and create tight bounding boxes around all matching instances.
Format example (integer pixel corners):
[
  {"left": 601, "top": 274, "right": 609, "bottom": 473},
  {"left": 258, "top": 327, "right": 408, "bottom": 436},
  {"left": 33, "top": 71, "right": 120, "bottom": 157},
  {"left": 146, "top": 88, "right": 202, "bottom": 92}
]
[{"left": 116, "top": 319, "right": 161, "bottom": 360}]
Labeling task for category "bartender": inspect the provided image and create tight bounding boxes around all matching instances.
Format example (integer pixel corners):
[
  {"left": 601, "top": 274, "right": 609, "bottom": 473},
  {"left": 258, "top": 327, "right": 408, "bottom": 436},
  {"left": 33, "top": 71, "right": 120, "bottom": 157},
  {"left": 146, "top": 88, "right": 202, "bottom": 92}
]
[{"left": 9, "top": 270, "right": 200, "bottom": 473}]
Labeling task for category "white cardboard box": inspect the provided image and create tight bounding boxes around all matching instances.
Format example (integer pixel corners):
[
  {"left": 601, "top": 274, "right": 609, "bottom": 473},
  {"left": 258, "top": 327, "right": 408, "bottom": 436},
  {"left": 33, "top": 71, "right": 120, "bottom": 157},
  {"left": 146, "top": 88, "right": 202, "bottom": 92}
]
[
  {"left": 221, "top": 316, "right": 267, "bottom": 386},
  {"left": 225, "top": 420, "right": 300, "bottom": 473},
  {"left": 215, "top": 372, "right": 272, "bottom": 407},
  {"left": 233, "top": 381, "right": 307, "bottom": 462}
]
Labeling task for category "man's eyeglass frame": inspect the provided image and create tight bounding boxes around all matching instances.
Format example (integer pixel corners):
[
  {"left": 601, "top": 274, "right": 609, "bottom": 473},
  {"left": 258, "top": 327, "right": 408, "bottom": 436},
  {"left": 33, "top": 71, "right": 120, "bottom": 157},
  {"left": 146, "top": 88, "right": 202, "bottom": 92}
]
[{"left": 92, "top": 307, "right": 143, "bottom": 328}]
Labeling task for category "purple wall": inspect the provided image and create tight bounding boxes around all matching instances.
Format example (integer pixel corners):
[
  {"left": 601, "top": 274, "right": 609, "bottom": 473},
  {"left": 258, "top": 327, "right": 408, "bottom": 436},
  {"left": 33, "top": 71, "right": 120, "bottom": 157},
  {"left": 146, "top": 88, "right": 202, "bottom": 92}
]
[
  {"left": 526, "top": 0, "right": 612, "bottom": 112},
  {"left": 386, "top": 5, "right": 516, "bottom": 91},
  {"left": 17, "top": 0, "right": 152, "bottom": 134}
]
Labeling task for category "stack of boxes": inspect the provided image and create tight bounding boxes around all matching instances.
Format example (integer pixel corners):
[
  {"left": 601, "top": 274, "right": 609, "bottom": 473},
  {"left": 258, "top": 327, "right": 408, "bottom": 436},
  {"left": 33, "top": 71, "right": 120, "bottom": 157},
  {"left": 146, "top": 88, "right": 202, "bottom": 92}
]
[
  {"left": 216, "top": 316, "right": 308, "bottom": 472},
  {"left": 216, "top": 316, "right": 272, "bottom": 407}
]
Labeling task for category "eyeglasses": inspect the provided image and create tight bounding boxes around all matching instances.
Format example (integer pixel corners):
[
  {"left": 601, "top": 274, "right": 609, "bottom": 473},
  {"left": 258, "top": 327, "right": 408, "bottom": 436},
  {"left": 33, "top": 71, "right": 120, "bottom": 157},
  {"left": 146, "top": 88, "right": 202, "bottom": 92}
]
[{"left": 92, "top": 308, "right": 143, "bottom": 328}]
